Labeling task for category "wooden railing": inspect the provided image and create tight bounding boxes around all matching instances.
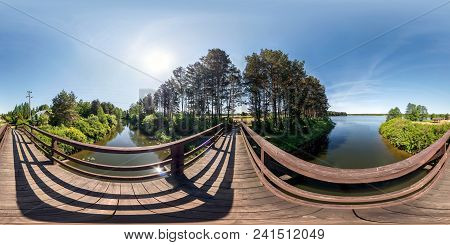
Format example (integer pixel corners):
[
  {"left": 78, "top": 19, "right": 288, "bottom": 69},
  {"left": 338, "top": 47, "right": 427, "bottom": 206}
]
[
  {"left": 241, "top": 122, "right": 450, "bottom": 208},
  {"left": 20, "top": 123, "right": 224, "bottom": 180},
  {"left": 0, "top": 124, "right": 9, "bottom": 150}
]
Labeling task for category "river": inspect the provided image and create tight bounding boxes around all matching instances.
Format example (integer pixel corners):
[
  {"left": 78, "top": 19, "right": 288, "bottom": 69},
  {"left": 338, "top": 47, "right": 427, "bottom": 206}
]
[{"left": 69, "top": 124, "right": 169, "bottom": 177}]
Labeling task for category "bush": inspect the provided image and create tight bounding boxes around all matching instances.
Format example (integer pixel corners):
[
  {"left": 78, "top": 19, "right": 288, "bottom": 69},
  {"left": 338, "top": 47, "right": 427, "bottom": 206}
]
[
  {"left": 155, "top": 130, "right": 172, "bottom": 143},
  {"left": 142, "top": 114, "right": 158, "bottom": 134},
  {"left": 380, "top": 118, "right": 450, "bottom": 153},
  {"left": 38, "top": 125, "right": 88, "bottom": 154},
  {"left": 73, "top": 115, "right": 110, "bottom": 142}
]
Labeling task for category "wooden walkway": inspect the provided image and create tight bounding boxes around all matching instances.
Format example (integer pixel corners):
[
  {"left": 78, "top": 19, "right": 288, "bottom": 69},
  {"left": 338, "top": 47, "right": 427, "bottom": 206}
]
[{"left": 0, "top": 128, "right": 450, "bottom": 224}]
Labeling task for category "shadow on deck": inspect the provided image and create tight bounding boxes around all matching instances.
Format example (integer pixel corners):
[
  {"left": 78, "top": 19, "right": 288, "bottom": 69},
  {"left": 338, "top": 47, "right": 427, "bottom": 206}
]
[{"left": 12, "top": 129, "right": 238, "bottom": 223}]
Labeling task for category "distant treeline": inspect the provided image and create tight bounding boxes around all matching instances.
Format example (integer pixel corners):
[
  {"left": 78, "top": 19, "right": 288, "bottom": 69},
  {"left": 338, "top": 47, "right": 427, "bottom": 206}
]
[{"left": 327, "top": 111, "right": 347, "bottom": 116}]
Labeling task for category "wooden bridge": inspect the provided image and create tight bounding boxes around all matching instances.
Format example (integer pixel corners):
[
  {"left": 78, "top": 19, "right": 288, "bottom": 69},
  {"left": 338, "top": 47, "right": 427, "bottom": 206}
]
[{"left": 0, "top": 123, "right": 449, "bottom": 224}]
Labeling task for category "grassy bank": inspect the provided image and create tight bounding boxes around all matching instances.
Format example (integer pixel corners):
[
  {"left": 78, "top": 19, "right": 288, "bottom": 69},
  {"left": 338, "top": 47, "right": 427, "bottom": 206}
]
[
  {"left": 263, "top": 118, "right": 335, "bottom": 152},
  {"left": 380, "top": 118, "right": 450, "bottom": 154}
]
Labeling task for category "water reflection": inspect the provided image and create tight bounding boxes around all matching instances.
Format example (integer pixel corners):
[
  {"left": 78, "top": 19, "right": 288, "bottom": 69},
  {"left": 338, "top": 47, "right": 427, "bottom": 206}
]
[
  {"left": 296, "top": 116, "right": 411, "bottom": 169},
  {"left": 68, "top": 123, "right": 170, "bottom": 177}
]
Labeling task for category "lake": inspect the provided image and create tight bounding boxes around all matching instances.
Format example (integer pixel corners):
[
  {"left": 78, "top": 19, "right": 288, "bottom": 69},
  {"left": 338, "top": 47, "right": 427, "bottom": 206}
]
[{"left": 297, "top": 116, "right": 411, "bottom": 169}]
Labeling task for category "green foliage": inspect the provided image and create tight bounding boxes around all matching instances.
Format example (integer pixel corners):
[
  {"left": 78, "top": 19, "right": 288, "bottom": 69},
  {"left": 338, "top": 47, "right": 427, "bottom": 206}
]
[
  {"left": 77, "top": 100, "right": 92, "bottom": 118},
  {"left": 141, "top": 114, "right": 159, "bottom": 135},
  {"left": 51, "top": 90, "right": 78, "bottom": 126},
  {"left": 155, "top": 130, "right": 172, "bottom": 143},
  {"left": 380, "top": 118, "right": 450, "bottom": 153},
  {"left": 264, "top": 118, "right": 335, "bottom": 152},
  {"left": 72, "top": 115, "right": 116, "bottom": 142},
  {"left": 244, "top": 49, "right": 329, "bottom": 131},
  {"left": 36, "top": 113, "right": 49, "bottom": 126},
  {"left": 38, "top": 104, "right": 50, "bottom": 111},
  {"left": 4, "top": 103, "right": 31, "bottom": 124},
  {"left": 386, "top": 107, "right": 402, "bottom": 121},
  {"left": 38, "top": 125, "right": 88, "bottom": 154},
  {"left": 405, "top": 103, "right": 428, "bottom": 121}
]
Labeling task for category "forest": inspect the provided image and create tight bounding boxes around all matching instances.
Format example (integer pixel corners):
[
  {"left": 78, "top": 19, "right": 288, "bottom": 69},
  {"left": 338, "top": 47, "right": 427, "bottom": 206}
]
[
  {"left": 126, "top": 48, "right": 333, "bottom": 147},
  {"left": 2, "top": 48, "right": 333, "bottom": 152}
]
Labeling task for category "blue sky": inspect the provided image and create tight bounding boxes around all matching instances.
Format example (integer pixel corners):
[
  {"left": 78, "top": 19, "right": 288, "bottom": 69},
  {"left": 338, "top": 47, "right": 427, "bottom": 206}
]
[{"left": 1, "top": 0, "right": 449, "bottom": 114}]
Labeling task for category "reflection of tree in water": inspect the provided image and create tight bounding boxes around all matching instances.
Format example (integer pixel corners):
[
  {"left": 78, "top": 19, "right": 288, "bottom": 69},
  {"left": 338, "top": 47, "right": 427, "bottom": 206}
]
[
  {"left": 128, "top": 125, "right": 170, "bottom": 160},
  {"left": 71, "top": 123, "right": 125, "bottom": 160},
  {"left": 292, "top": 134, "right": 330, "bottom": 161}
]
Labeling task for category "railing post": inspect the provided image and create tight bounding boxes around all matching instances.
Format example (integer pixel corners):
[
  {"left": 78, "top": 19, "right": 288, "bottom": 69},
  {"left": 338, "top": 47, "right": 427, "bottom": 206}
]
[
  {"left": 260, "top": 147, "right": 265, "bottom": 166},
  {"left": 170, "top": 143, "right": 185, "bottom": 176},
  {"left": 51, "top": 138, "right": 58, "bottom": 165}
]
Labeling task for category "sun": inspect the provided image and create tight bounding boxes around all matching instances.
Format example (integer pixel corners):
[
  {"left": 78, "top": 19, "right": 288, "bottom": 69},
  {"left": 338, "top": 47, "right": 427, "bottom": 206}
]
[{"left": 143, "top": 48, "right": 173, "bottom": 74}]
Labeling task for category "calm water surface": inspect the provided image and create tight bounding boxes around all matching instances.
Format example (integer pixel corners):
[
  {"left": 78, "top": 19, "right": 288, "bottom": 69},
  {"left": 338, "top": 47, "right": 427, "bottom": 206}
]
[
  {"left": 300, "top": 116, "right": 411, "bottom": 169},
  {"left": 69, "top": 124, "right": 169, "bottom": 177}
]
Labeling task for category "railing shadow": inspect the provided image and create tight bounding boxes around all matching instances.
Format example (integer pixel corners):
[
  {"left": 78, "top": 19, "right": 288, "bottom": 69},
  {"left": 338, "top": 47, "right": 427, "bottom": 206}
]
[{"left": 13, "top": 129, "right": 237, "bottom": 223}]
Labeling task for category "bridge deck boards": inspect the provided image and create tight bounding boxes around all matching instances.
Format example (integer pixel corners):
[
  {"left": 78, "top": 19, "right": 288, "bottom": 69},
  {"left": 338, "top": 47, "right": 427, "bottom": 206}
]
[{"left": 0, "top": 128, "right": 449, "bottom": 224}]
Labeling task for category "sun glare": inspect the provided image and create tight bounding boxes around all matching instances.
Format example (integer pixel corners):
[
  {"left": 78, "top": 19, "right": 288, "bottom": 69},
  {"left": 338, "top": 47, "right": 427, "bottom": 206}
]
[{"left": 143, "top": 48, "right": 173, "bottom": 74}]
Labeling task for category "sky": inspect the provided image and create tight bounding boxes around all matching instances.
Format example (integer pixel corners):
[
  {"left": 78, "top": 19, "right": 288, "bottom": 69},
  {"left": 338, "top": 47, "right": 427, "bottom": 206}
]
[{"left": 0, "top": 0, "right": 449, "bottom": 114}]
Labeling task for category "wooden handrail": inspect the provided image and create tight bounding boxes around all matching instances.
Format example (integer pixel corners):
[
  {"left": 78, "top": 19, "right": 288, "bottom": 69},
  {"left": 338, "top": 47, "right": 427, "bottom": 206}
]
[
  {"left": 241, "top": 122, "right": 450, "bottom": 184},
  {"left": 240, "top": 122, "right": 450, "bottom": 208},
  {"left": 25, "top": 123, "right": 223, "bottom": 154},
  {"left": 20, "top": 123, "right": 224, "bottom": 180},
  {"left": 0, "top": 124, "right": 9, "bottom": 150}
]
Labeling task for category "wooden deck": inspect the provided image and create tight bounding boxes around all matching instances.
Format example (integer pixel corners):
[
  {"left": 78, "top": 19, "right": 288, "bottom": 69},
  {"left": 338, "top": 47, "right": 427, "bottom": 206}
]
[{"left": 0, "top": 127, "right": 450, "bottom": 224}]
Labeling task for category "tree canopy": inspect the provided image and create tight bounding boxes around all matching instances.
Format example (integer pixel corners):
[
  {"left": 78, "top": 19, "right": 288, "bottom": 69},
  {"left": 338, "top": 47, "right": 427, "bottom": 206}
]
[
  {"left": 244, "top": 49, "right": 329, "bottom": 132},
  {"left": 386, "top": 107, "right": 402, "bottom": 121},
  {"left": 51, "top": 90, "right": 78, "bottom": 126}
]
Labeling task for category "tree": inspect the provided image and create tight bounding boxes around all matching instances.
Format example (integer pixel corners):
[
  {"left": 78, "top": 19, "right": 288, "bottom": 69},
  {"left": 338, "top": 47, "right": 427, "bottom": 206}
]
[
  {"left": 387, "top": 107, "right": 402, "bottom": 121},
  {"left": 244, "top": 49, "right": 328, "bottom": 133},
  {"left": 225, "top": 65, "right": 244, "bottom": 118},
  {"left": 417, "top": 105, "right": 428, "bottom": 121},
  {"left": 38, "top": 104, "right": 50, "bottom": 111},
  {"left": 90, "top": 99, "right": 102, "bottom": 116},
  {"left": 51, "top": 90, "right": 78, "bottom": 126},
  {"left": 172, "top": 67, "right": 187, "bottom": 113},
  {"left": 405, "top": 103, "right": 428, "bottom": 121},
  {"left": 77, "top": 100, "right": 92, "bottom": 118},
  {"left": 142, "top": 94, "right": 155, "bottom": 115},
  {"left": 101, "top": 102, "right": 115, "bottom": 114},
  {"left": 201, "top": 48, "right": 233, "bottom": 120}
]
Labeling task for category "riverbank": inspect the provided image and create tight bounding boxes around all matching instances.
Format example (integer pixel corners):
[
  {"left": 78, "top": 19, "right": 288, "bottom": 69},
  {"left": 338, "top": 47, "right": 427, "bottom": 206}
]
[
  {"left": 380, "top": 118, "right": 450, "bottom": 154},
  {"left": 263, "top": 118, "right": 335, "bottom": 153},
  {"left": 35, "top": 115, "right": 118, "bottom": 155}
]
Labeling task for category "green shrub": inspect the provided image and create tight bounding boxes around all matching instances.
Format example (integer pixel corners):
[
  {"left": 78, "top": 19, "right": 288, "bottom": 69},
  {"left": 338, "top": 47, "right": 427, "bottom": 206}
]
[
  {"left": 37, "top": 125, "right": 88, "bottom": 154},
  {"left": 142, "top": 114, "right": 158, "bottom": 134},
  {"left": 155, "top": 130, "right": 172, "bottom": 143},
  {"left": 380, "top": 118, "right": 450, "bottom": 153},
  {"left": 73, "top": 115, "right": 110, "bottom": 142}
]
